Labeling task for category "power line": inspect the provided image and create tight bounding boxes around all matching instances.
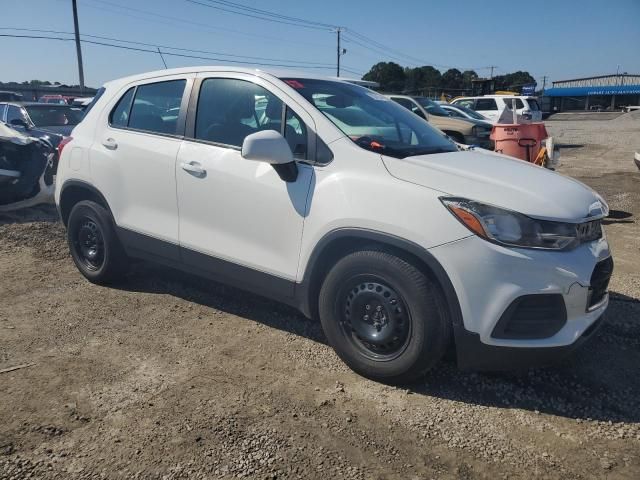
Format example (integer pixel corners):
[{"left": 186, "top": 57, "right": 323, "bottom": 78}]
[
  {"left": 188, "top": 0, "right": 337, "bottom": 29},
  {"left": 184, "top": 0, "right": 334, "bottom": 31},
  {"left": 77, "top": 0, "right": 329, "bottom": 49},
  {"left": 0, "top": 33, "right": 338, "bottom": 70},
  {"left": 0, "top": 28, "right": 335, "bottom": 66}
]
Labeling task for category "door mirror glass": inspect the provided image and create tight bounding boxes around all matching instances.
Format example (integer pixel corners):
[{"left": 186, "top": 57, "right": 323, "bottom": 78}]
[{"left": 241, "top": 130, "right": 294, "bottom": 165}]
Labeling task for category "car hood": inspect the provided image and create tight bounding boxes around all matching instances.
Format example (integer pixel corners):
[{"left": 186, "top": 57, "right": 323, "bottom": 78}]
[{"left": 382, "top": 149, "right": 607, "bottom": 222}]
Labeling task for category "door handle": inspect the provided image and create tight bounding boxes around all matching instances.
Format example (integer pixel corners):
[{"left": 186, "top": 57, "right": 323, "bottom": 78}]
[
  {"left": 180, "top": 161, "right": 206, "bottom": 176},
  {"left": 102, "top": 137, "right": 118, "bottom": 150}
]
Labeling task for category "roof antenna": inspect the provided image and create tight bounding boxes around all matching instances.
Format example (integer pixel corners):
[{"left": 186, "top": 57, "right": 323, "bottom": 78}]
[{"left": 157, "top": 47, "right": 168, "bottom": 69}]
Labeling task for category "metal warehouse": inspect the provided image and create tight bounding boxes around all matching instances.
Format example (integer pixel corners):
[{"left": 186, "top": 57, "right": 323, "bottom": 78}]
[{"left": 544, "top": 74, "right": 640, "bottom": 112}]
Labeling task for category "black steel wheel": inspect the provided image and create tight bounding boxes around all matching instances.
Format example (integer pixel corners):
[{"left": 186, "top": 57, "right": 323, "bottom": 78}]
[
  {"left": 318, "top": 249, "right": 451, "bottom": 384},
  {"left": 67, "top": 200, "right": 128, "bottom": 284},
  {"left": 74, "top": 218, "right": 105, "bottom": 271},
  {"left": 339, "top": 278, "right": 412, "bottom": 361}
]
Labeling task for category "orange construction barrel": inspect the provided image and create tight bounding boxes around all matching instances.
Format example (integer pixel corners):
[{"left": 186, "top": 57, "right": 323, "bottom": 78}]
[{"left": 490, "top": 123, "right": 548, "bottom": 163}]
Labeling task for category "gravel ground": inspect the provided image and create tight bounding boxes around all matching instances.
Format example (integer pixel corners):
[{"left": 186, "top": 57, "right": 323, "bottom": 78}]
[{"left": 1, "top": 114, "right": 639, "bottom": 479}]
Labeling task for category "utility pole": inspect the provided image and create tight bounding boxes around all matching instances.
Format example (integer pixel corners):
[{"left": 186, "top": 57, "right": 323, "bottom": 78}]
[
  {"left": 336, "top": 27, "right": 342, "bottom": 77},
  {"left": 541, "top": 75, "right": 548, "bottom": 91},
  {"left": 489, "top": 66, "right": 496, "bottom": 79},
  {"left": 71, "top": 0, "right": 85, "bottom": 92}
]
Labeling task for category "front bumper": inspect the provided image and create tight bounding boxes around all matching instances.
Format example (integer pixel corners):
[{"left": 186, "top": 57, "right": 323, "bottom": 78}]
[{"left": 429, "top": 235, "right": 611, "bottom": 369}]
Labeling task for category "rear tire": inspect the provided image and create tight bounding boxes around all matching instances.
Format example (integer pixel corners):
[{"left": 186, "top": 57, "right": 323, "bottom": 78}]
[
  {"left": 67, "top": 200, "right": 128, "bottom": 284},
  {"left": 318, "top": 249, "right": 450, "bottom": 384}
]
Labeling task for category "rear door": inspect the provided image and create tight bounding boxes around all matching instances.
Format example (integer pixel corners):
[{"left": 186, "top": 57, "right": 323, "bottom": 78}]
[
  {"left": 175, "top": 73, "right": 315, "bottom": 295},
  {"left": 89, "top": 74, "right": 193, "bottom": 257}
]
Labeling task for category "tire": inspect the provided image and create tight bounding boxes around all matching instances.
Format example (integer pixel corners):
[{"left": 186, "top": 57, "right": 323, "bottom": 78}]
[
  {"left": 318, "top": 249, "right": 450, "bottom": 384},
  {"left": 67, "top": 200, "right": 128, "bottom": 284}
]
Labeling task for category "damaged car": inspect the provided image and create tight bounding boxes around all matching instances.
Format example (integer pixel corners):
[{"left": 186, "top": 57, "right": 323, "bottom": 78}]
[{"left": 0, "top": 123, "right": 56, "bottom": 211}]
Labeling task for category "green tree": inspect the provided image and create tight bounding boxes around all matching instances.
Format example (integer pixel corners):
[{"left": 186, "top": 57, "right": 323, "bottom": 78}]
[
  {"left": 404, "top": 66, "right": 441, "bottom": 94},
  {"left": 493, "top": 71, "right": 536, "bottom": 91},
  {"left": 441, "top": 68, "right": 464, "bottom": 91},
  {"left": 363, "top": 62, "right": 406, "bottom": 92},
  {"left": 461, "top": 70, "right": 479, "bottom": 89}
]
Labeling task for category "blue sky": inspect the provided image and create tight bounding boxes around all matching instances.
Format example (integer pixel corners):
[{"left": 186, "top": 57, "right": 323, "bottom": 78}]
[{"left": 1, "top": 0, "right": 639, "bottom": 87}]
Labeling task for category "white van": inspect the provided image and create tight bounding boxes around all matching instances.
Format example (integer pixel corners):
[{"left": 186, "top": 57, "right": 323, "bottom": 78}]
[
  {"left": 451, "top": 95, "right": 542, "bottom": 123},
  {"left": 55, "top": 67, "right": 611, "bottom": 383}
]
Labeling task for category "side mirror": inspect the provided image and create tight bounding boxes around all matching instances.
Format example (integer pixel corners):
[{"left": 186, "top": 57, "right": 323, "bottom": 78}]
[
  {"left": 241, "top": 130, "right": 298, "bottom": 182},
  {"left": 10, "top": 118, "right": 29, "bottom": 129}
]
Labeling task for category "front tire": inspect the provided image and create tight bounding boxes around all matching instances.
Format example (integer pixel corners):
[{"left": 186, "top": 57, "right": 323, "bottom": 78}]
[
  {"left": 67, "top": 200, "right": 128, "bottom": 284},
  {"left": 318, "top": 250, "right": 450, "bottom": 384}
]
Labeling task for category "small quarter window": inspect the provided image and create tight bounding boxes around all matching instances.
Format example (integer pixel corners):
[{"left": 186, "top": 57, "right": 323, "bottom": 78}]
[
  {"left": 284, "top": 107, "right": 308, "bottom": 159},
  {"left": 110, "top": 87, "right": 135, "bottom": 128}
]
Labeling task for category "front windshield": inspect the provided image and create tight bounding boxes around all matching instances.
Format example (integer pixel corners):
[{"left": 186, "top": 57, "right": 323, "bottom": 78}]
[
  {"left": 453, "top": 105, "right": 486, "bottom": 120},
  {"left": 414, "top": 97, "right": 450, "bottom": 117},
  {"left": 25, "top": 105, "right": 83, "bottom": 127},
  {"left": 282, "top": 78, "right": 456, "bottom": 159}
]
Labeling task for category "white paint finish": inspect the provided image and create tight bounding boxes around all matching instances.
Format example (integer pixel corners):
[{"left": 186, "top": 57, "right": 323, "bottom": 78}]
[
  {"left": 430, "top": 235, "right": 610, "bottom": 347},
  {"left": 296, "top": 137, "right": 473, "bottom": 280},
  {"left": 176, "top": 140, "right": 312, "bottom": 280},
  {"left": 57, "top": 66, "right": 613, "bottom": 355},
  {"left": 382, "top": 148, "right": 606, "bottom": 222}
]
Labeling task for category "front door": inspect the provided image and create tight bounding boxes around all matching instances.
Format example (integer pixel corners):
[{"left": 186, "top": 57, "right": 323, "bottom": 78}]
[{"left": 176, "top": 74, "right": 314, "bottom": 297}]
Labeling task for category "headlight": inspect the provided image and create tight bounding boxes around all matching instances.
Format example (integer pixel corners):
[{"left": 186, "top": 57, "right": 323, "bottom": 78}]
[
  {"left": 471, "top": 126, "right": 490, "bottom": 137},
  {"left": 441, "top": 197, "right": 581, "bottom": 250}
]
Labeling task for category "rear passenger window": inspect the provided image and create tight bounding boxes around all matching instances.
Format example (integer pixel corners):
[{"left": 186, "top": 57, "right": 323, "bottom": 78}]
[
  {"left": 195, "top": 78, "right": 283, "bottom": 148},
  {"left": 110, "top": 87, "right": 134, "bottom": 128},
  {"left": 128, "top": 80, "right": 185, "bottom": 135},
  {"left": 475, "top": 99, "right": 498, "bottom": 111}
]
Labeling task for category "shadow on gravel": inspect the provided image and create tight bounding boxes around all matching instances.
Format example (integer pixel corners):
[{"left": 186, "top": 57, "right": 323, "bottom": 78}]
[
  {"left": 114, "top": 264, "right": 640, "bottom": 424},
  {"left": 117, "top": 262, "right": 328, "bottom": 344},
  {"left": 416, "top": 292, "right": 640, "bottom": 423},
  {"left": 0, "top": 204, "right": 58, "bottom": 226},
  {"left": 604, "top": 209, "right": 634, "bottom": 225},
  {"left": 556, "top": 143, "right": 585, "bottom": 149}
]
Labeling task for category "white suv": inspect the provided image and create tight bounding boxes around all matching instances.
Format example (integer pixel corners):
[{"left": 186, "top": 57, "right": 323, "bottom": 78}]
[
  {"left": 55, "top": 67, "right": 612, "bottom": 383},
  {"left": 451, "top": 95, "right": 542, "bottom": 123}
]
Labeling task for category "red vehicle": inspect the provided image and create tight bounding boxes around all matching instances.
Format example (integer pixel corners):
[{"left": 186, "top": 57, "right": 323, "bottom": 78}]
[{"left": 38, "top": 94, "right": 73, "bottom": 105}]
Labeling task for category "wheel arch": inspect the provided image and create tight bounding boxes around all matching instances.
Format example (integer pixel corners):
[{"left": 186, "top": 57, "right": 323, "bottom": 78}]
[
  {"left": 297, "top": 229, "right": 463, "bottom": 330},
  {"left": 58, "top": 180, "right": 112, "bottom": 226}
]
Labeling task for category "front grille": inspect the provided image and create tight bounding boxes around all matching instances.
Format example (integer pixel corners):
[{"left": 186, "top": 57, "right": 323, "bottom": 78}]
[
  {"left": 492, "top": 294, "right": 567, "bottom": 339},
  {"left": 588, "top": 256, "right": 613, "bottom": 309}
]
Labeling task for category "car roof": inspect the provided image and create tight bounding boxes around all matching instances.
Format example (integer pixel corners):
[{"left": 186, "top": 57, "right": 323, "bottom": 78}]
[{"left": 101, "top": 65, "right": 348, "bottom": 90}]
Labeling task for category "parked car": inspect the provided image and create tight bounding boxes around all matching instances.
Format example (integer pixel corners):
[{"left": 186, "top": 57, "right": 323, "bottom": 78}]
[
  {"left": 0, "top": 102, "right": 84, "bottom": 145},
  {"left": 451, "top": 95, "right": 542, "bottom": 123},
  {"left": 386, "top": 95, "right": 493, "bottom": 148},
  {"left": 0, "top": 123, "right": 56, "bottom": 211},
  {"left": 0, "top": 91, "right": 23, "bottom": 102},
  {"left": 56, "top": 67, "right": 612, "bottom": 383},
  {"left": 438, "top": 103, "right": 493, "bottom": 123},
  {"left": 39, "top": 95, "right": 70, "bottom": 104}
]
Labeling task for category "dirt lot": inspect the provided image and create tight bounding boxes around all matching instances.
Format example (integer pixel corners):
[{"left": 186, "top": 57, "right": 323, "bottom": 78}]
[{"left": 1, "top": 113, "right": 639, "bottom": 480}]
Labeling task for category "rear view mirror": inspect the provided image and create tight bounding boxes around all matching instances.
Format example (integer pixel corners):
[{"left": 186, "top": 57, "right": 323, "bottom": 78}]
[
  {"left": 241, "top": 130, "right": 297, "bottom": 182},
  {"left": 325, "top": 95, "right": 354, "bottom": 108}
]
